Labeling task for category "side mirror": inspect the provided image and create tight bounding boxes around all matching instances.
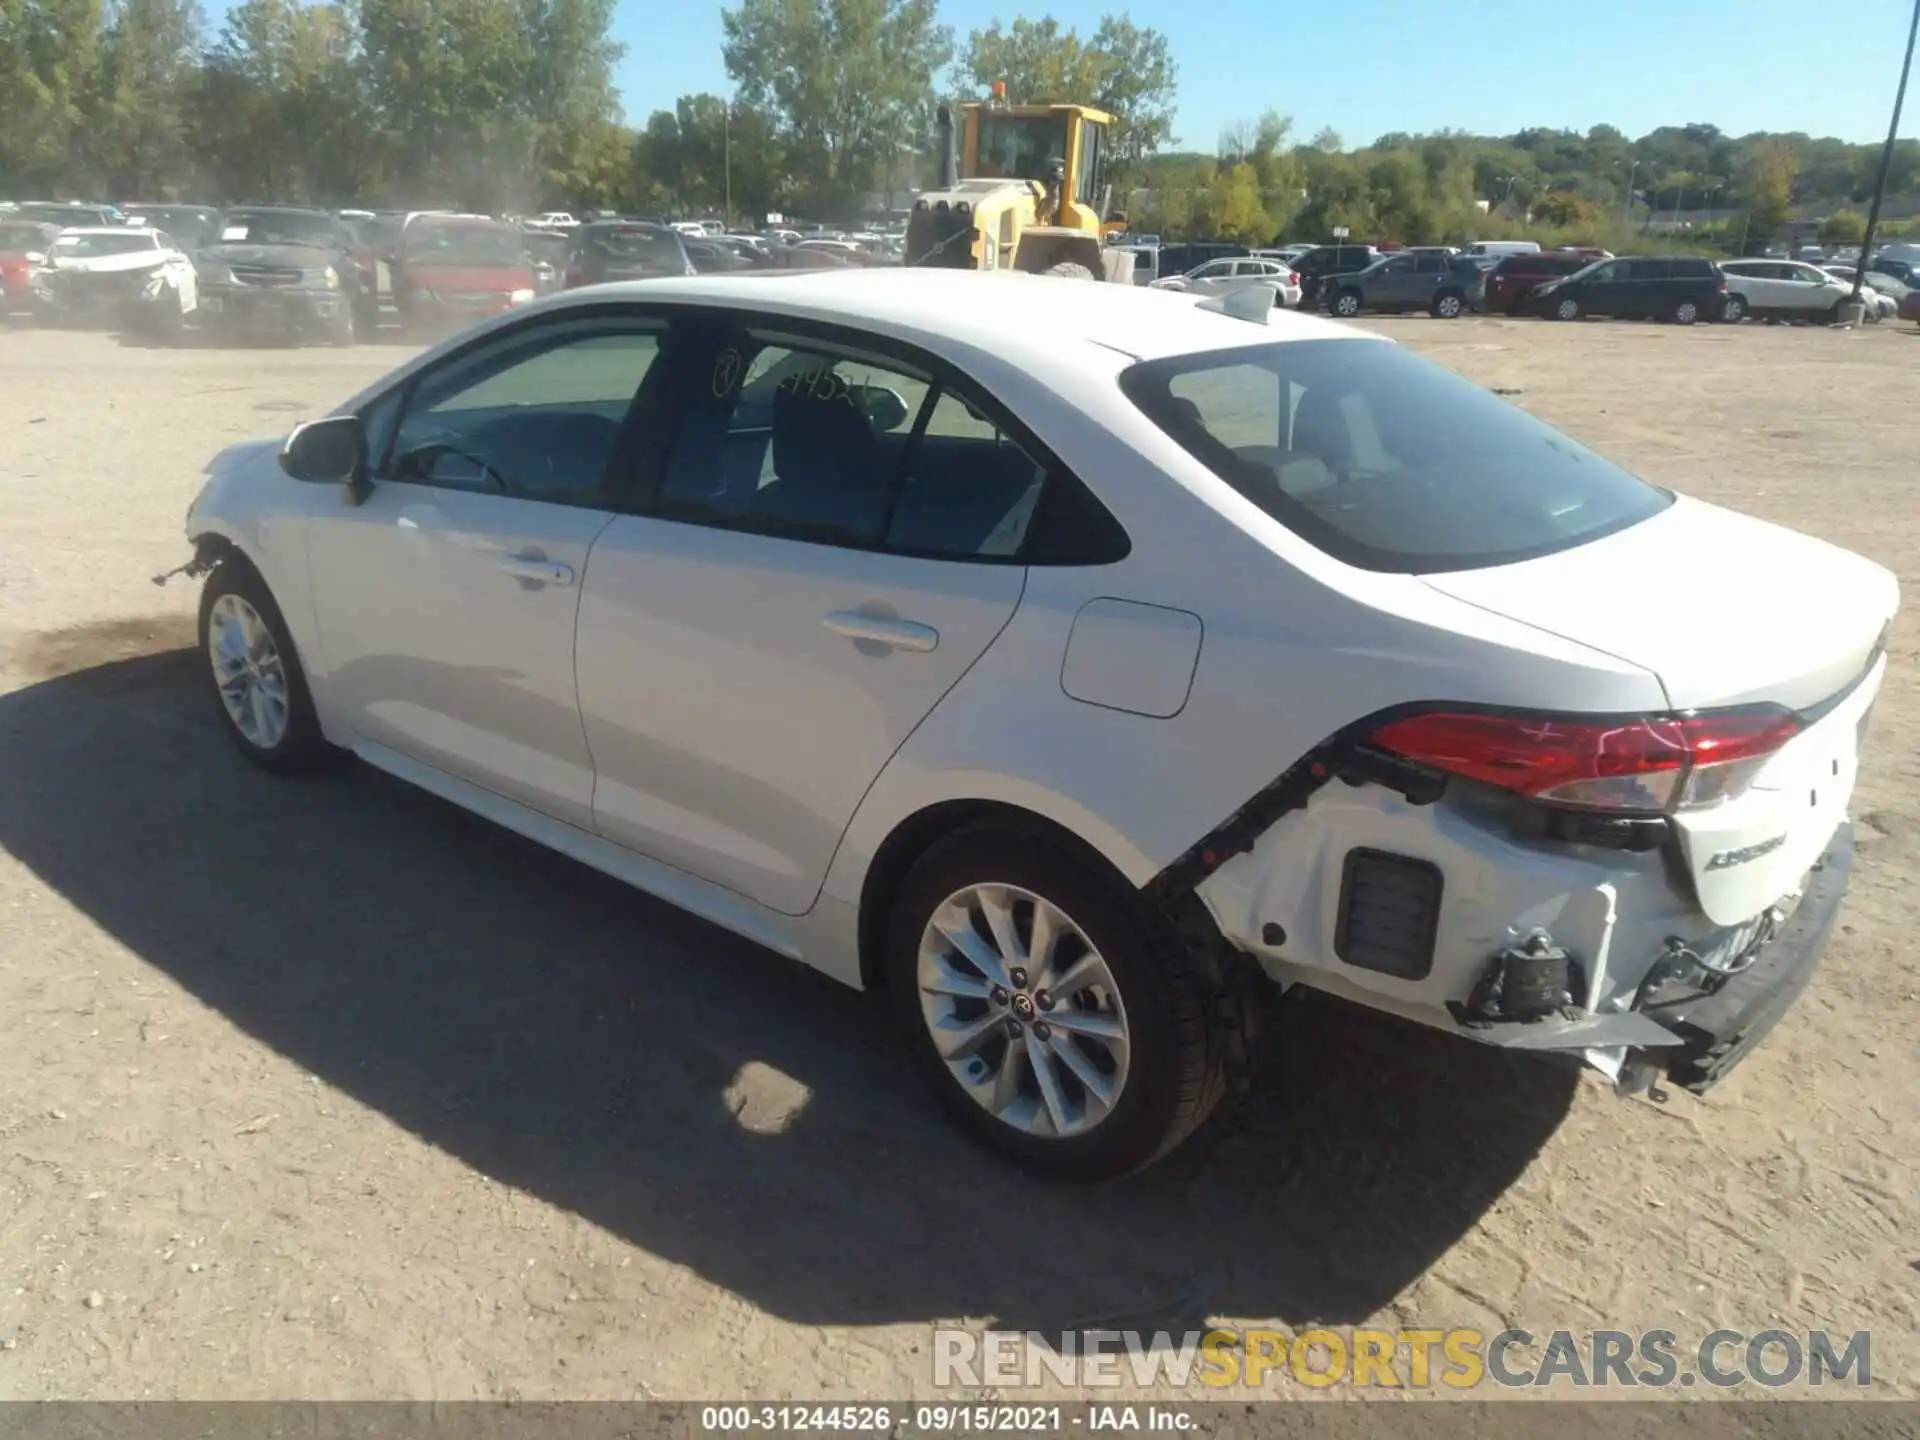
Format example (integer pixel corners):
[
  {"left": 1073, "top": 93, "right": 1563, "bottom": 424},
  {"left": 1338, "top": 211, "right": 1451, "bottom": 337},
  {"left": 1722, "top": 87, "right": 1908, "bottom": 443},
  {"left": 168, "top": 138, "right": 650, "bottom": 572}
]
[
  {"left": 855, "top": 385, "right": 911, "bottom": 433},
  {"left": 280, "top": 415, "right": 365, "bottom": 489}
]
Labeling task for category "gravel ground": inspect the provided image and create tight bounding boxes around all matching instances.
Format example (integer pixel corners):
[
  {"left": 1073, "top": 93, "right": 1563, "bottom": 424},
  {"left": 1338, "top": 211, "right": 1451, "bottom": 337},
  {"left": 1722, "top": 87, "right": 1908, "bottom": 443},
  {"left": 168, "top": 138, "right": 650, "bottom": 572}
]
[{"left": 0, "top": 315, "right": 1915, "bottom": 1402}]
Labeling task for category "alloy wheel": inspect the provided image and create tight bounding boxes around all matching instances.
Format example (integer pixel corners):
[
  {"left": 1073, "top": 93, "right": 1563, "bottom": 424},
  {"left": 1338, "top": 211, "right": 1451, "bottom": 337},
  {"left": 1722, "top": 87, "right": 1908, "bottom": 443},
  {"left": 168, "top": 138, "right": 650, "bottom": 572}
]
[
  {"left": 208, "top": 592, "right": 291, "bottom": 749},
  {"left": 915, "top": 883, "right": 1131, "bottom": 1140}
]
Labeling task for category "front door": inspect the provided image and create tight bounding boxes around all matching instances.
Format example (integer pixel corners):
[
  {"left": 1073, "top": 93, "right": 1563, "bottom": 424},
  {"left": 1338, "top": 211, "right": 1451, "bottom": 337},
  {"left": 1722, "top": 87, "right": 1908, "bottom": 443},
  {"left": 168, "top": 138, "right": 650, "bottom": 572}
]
[
  {"left": 575, "top": 321, "right": 1038, "bottom": 914},
  {"left": 1581, "top": 260, "right": 1629, "bottom": 315},
  {"left": 304, "top": 313, "right": 667, "bottom": 829},
  {"left": 1372, "top": 256, "right": 1417, "bottom": 305}
]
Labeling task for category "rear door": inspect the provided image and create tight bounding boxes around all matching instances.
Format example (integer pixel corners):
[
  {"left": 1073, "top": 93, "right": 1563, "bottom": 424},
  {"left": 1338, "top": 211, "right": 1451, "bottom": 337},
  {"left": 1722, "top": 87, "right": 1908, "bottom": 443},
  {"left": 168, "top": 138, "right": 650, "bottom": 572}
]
[
  {"left": 575, "top": 317, "right": 1041, "bottom": 915},
  {"left": 1411, "top": 253, "right": 1447, "bottom": 305}
]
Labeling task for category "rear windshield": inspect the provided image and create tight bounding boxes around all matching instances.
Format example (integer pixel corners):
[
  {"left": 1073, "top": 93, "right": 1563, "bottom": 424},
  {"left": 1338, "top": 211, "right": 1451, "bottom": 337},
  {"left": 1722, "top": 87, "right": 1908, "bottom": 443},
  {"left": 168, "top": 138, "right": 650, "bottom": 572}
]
[
  {"left": 405, "top": 223, "right": 523, "bottom": 266},
  {"left": 1118, "top": 337, "right": 1672, "bottom": 574},
  {"left": 584, "top": 226, "right": 683, "bottom": 263}
]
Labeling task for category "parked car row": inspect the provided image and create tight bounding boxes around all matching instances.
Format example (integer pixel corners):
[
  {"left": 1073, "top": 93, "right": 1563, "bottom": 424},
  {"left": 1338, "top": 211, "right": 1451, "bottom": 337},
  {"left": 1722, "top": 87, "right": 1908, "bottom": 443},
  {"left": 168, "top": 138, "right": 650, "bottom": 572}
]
[{"left": 3, "top": 194, "right": 923, "bottom": 344}]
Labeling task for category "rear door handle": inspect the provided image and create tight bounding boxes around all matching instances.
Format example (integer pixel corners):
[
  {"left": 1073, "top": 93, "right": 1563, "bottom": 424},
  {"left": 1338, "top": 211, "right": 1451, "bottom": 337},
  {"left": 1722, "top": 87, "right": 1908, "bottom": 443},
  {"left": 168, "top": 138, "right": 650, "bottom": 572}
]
[
  {"left": 498, "top": 554, "right": 574, "bottom": 587},
  {"left": 822, "top": 611, "right": 939, "bottom": 652}
]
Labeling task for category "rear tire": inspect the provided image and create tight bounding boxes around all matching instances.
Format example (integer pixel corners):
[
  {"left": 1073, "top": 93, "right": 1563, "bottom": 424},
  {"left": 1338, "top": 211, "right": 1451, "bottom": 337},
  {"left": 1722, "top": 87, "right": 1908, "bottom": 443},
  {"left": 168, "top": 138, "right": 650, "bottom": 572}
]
[
  {"left": 198, "top": 558, "right": 333, "bottom": 774},
  {"left": 1430, "top": 290, "right": 1464, "bottom": 319},
  {"left": 884, "top": 825, "right": 1226, "bottom": 1181}
]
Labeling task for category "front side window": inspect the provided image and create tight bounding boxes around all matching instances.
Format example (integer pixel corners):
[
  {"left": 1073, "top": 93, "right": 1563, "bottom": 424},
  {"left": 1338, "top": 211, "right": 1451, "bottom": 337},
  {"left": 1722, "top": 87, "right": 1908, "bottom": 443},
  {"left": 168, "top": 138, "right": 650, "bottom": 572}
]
[
  {"left": 384, "top": 319, "right": 664, "bottom": 506},
  {"left": 1119, "top": 337, "right": 1671, "bottom": 574}
]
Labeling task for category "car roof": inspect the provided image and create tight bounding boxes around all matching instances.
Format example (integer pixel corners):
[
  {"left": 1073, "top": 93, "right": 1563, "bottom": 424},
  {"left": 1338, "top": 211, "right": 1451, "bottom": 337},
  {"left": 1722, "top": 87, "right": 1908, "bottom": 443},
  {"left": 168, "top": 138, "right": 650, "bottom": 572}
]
[
  {"left": 56, "top": 225, "right": 158, "bottom": 238},
  {"left": 546, "top": 267, "right": 1367, "bottom": 364}
]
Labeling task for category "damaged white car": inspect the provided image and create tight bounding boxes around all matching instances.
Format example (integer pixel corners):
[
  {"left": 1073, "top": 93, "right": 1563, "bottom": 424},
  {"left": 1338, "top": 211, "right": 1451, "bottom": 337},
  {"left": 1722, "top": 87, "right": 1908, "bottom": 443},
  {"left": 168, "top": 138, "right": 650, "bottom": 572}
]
[
  {"left": 33, "top": 225, "right": 197, "bottom": 334},
  {"left": 172, "top": 270, "right": 1897, "bottom": 1180}
]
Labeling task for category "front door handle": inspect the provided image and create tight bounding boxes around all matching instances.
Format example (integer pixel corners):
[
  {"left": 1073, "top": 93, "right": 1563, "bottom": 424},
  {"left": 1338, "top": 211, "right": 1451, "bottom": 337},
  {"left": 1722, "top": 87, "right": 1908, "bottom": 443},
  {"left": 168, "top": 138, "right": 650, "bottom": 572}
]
[
  {"left": 822, "top": 611, "right": 939, "bottom": 652},
  {"left": 499, "top": 554, "right": 574, "bottom": 587}
]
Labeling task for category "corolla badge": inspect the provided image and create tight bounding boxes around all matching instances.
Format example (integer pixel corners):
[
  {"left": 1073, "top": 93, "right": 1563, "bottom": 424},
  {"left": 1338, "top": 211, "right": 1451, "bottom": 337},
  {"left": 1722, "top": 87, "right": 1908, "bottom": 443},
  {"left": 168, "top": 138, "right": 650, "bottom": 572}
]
[{"left": 1705, "top": 834, "right": 1788, "bottom": 871}]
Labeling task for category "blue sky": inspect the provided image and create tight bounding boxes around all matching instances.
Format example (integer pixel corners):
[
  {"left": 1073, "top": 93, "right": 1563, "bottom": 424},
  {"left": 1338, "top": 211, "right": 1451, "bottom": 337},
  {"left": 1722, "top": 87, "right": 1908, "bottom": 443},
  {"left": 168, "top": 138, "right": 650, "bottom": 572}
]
[{"left": 616, "top": 0, "right": 1916, "bottom": 147}]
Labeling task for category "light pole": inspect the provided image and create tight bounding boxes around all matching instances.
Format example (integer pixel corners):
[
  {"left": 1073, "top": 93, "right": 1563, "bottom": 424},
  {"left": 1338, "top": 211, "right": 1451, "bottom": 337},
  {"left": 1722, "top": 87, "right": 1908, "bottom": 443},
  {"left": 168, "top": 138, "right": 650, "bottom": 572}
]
[{"left": 1851, "top": 0, "right": 1920, "bottom": 308}]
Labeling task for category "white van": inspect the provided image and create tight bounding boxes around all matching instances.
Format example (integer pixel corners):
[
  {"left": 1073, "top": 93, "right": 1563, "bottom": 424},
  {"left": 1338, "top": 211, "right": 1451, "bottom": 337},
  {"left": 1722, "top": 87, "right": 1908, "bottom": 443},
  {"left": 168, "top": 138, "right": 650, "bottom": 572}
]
[{"left": 1464, "top": 240, "right": 1542, "bottom": 258}]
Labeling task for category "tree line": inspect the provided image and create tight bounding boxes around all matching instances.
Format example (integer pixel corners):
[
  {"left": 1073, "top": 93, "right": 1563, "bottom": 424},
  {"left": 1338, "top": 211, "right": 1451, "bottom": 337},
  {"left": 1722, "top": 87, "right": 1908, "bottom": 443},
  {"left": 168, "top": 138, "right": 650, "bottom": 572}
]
[
  {"left": 4, "top": 0, "right": 1915, "bottom": 240},
  {"left": 1132, "top": 121, "right": 1920, "bottom": 248}
]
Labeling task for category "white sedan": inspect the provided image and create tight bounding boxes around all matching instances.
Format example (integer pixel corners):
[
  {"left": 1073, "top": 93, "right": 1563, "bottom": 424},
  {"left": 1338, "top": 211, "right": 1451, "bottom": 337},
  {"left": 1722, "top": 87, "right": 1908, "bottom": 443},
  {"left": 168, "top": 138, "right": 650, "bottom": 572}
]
[{"left": 176, "top": 270, "right": 1897, "bottom": 1179}]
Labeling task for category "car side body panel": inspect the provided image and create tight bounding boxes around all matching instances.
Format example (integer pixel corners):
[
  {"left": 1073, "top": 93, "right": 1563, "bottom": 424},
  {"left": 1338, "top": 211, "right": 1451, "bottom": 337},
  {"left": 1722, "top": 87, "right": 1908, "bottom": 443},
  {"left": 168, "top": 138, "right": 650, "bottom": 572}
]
[
  {"left": 820, "top": 528, "right": 1670, "bottom": 944},
  {"left": 187, "top": 444, "right": 336, "bottom": 720}
]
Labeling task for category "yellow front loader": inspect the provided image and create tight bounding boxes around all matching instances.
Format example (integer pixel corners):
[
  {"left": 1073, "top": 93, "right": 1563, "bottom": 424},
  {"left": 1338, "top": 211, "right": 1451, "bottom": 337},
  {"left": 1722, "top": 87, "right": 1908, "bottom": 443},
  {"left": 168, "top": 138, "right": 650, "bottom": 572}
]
[{"left": 903, "top": 87, "right": 1135, "bottom": 284}]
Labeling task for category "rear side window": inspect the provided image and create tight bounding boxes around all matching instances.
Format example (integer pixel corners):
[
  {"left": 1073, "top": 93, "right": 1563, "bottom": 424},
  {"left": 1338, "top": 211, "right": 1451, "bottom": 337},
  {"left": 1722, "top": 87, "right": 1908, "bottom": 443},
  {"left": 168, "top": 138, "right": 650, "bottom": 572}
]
[
  {"left": 656, "top": 327, "right": 1125, "bottom": 563},
  {"left": 1671, "top": 258, "right": 1717, "bottom": 278},
  {"left": 1118, "top": 338, "right": 1671, "bottom": 575}
]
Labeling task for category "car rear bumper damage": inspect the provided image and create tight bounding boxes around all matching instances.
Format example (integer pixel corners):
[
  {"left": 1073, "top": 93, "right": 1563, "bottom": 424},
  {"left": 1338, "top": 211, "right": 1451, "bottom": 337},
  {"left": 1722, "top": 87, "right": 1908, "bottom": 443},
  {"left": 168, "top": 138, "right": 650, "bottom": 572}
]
[
  {"left": 1630, "top": 819, "right": 1849, "bottom": 1094},
  {"left": 1186, "top": 754, "right": 1858, "bottom": 1099}
]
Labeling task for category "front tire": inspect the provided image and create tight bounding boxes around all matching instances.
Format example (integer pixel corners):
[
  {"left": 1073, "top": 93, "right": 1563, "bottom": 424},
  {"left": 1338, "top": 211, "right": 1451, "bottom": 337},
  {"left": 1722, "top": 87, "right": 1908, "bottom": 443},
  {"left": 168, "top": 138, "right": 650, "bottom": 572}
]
[
  {"left": 1552, "top": 295, "right": 1581, "bottom": 321},
  {"left": 885, "top": 826, "right": 1226, "bottom": 1181},
  {"left": 1721, "top": 294, "right": 1746, "bottom": 323},
  {"left": 198, "top": 559, "right": 332, "bottom": 773}
]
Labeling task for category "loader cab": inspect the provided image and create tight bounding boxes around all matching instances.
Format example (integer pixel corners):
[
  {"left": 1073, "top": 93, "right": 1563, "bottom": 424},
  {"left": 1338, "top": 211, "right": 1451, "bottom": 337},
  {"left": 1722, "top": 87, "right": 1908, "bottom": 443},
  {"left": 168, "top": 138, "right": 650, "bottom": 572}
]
[{"left": 960, "top": 101, "right": 1111, "bottom": 236}]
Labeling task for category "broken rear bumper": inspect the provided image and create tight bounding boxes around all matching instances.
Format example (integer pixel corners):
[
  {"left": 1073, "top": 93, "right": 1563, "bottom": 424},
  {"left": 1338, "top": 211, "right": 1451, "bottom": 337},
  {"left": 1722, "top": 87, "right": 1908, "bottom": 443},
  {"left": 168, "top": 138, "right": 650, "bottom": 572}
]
[{"left": 1638, "top": 820, "right": 1851, "bottom": 1093}]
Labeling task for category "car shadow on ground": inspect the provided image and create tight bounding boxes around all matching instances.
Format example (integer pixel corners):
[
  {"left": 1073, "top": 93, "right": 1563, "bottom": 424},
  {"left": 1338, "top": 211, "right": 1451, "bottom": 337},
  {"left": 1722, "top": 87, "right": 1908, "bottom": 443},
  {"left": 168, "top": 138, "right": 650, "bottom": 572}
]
[{"left": 0, "top": 622, "right": 1578, "bottom": 1335}]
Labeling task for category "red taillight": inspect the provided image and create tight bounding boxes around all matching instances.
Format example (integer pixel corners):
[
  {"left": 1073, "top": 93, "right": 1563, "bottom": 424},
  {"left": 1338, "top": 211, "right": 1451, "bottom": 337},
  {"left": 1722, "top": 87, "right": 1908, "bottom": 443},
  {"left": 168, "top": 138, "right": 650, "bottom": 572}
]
[{"left": 1364, "top": 708, "right": 1802, "bottom": 813}]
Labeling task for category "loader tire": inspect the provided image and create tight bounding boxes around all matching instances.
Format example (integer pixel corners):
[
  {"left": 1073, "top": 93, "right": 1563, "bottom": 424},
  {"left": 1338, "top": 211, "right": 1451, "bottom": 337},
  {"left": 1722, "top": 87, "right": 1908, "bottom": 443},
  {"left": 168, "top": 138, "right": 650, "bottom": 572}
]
[{"left": 1044, "top": 261, "right": 1097, "bottom": 280}]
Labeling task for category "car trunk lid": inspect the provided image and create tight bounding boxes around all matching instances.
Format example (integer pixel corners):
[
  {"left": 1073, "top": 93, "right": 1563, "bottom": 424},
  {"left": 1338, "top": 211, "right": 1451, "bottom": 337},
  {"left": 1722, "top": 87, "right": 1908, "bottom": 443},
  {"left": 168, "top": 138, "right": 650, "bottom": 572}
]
[{"left": 1422, "top": 495, "right": 1897, "bottom": 923}]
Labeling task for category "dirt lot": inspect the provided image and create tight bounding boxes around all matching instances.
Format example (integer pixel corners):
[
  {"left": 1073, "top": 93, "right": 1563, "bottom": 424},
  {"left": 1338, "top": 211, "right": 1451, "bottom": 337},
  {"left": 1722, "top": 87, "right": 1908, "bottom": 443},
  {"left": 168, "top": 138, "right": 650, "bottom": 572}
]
[{"left": 0, "top": 317, "right": 1915, "bottom": 1402}]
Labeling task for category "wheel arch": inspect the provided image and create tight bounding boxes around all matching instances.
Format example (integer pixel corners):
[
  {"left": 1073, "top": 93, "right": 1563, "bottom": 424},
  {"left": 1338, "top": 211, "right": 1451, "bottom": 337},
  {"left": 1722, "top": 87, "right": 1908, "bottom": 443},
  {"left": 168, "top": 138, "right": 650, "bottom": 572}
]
[
  {"left": 186, "top": 518, "right": 337, "bottom": 738},
  {"left": 854, "top": 798, "right": 1153, "bottom": 991}
]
